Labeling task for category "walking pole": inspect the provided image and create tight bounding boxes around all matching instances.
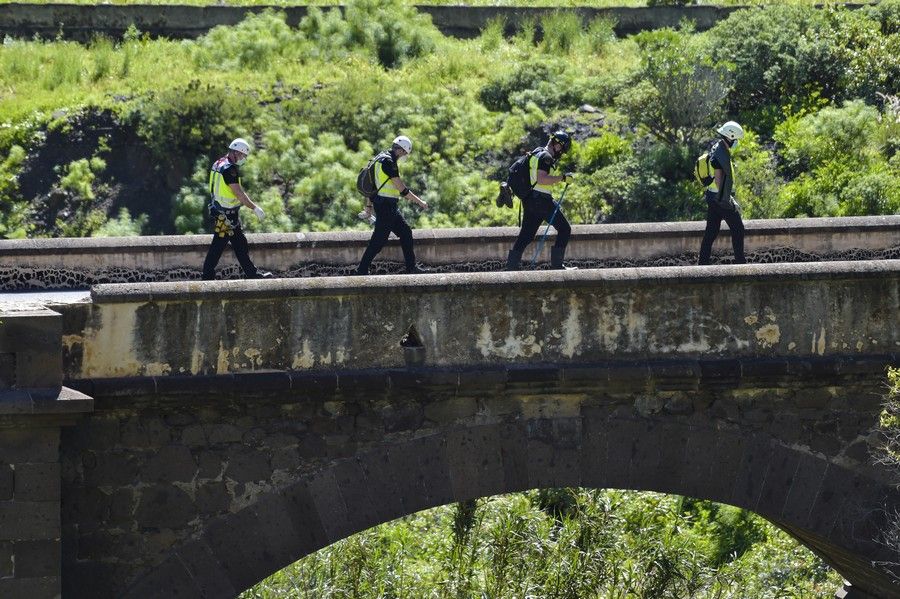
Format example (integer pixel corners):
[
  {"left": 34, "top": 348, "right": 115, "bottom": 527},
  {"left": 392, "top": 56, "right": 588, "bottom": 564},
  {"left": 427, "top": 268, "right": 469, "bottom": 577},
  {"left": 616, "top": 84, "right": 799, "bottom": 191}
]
[{"left": 530, "top": 183, "right": 570, "bottom": 268}]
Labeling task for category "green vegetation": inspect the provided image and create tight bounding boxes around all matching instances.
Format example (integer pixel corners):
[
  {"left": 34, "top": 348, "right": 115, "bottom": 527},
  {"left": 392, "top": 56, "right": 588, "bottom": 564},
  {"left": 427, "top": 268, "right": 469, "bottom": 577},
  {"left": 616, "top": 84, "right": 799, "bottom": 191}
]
[
  {"left": 0, "top": 0, "right": 871, "bottom": 6},
  {"left": 0, "top": 0, "right": 897, "bottom": 238},
  {"left": 242, "top": 489, "right": 842, "bottom": 598}
]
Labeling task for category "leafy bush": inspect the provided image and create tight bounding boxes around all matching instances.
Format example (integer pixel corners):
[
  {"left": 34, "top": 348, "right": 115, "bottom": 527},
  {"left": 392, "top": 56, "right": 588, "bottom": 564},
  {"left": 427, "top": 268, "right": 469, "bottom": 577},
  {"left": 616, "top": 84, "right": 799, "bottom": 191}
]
[
  {"left": 192, "top": 11, "right": 302, "bottom": 71},
  {"left": 616, "top": 27, "right": 730, "bottom": 146},
  {"left": 709, "top": 5, "right": 900, "bottom": 131},
  {"left": 91, "top": 207, "right": 148, "bottom": 237},
  {"left": 774, "top": 100, "right": 900, "bottom": 217},
  {"left": 129, "top": 80, "right": 255, "bottom": 164},
  {"left": 59, "top": 157, "right": 106, "bottom": 200}
]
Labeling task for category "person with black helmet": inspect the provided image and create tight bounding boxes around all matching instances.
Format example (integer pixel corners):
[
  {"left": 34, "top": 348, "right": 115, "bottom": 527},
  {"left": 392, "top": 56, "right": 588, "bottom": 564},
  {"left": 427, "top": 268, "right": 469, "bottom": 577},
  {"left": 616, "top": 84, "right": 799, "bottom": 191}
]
[
  {"left": 202, "top": 137, "right": 272, "bottom": 280},
  {"left": 698, "top": 121, "right": 747, "bottom": 265},
  {"left": 356, "top": 135, "right": 430, "bottom": 275},
  {"left": 506, "top": 131, "right": 576, "bottom": 270}
]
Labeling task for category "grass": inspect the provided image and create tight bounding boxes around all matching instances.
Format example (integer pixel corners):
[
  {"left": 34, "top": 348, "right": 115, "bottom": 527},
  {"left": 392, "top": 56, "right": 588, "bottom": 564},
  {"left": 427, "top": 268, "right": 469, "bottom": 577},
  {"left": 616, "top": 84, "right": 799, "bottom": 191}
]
[{"left": 0, "top": 0, "right": 872, "bottom": 5}]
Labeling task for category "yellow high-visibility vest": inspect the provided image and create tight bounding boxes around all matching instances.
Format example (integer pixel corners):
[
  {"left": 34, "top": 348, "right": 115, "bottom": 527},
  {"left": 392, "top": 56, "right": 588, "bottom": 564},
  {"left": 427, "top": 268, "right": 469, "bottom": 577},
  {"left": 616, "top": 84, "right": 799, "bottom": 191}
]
[{"left": 208, "top": 159, "right": 242, "bottom": 209}]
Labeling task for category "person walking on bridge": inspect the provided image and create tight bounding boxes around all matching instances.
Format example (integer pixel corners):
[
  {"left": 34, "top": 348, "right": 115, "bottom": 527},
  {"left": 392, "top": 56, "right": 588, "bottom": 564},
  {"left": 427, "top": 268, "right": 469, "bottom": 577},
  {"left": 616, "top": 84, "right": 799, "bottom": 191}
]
[
  {"left": 202, "top": 138, "right": 272, "bottom": 280},
  {"left": 505, "top": 131, "right": 576, "bottom": 271},
  {"left": 698, "top": 121, "right": 746, "bottom": 265},
  {"left": 356, "top": 135, "right": 429, "bottom": 275}
]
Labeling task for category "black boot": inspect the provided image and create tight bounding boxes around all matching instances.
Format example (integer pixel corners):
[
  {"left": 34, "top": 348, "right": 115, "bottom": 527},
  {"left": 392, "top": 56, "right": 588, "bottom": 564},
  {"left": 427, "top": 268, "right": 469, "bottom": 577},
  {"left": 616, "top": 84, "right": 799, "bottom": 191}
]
[
  {"left": 505, "top": 249, "right": 523, "bottom": 271},
  {"left": 551, "top": 247, "right": 576, "bottom": 270},
  {"left": 406, "top": 264, "right": 430, "bottom": 274}
]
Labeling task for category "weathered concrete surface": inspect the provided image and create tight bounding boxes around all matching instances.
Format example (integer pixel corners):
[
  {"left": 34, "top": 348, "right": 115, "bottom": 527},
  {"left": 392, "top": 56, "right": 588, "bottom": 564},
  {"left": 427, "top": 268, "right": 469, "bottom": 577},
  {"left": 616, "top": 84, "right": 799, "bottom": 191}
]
[
  {"left": 58, "top": 260, "right": 900, "bottom": 379},
  {"left": 0, "top": 3, "right": 793, "bottom": 41},
  {"left": 1, "top": 216, "right": 896, "bottom": 276},
  {"left": 58, "top": 358, "right": 900, "bottom": 598}
]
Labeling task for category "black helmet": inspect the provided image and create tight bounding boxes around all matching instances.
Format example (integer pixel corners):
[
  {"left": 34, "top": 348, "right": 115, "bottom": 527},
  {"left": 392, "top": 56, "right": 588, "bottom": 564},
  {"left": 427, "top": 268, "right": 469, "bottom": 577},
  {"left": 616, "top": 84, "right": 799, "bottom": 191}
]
[{"left": 550, "top": 130, "right": 571, "bottom": 153}]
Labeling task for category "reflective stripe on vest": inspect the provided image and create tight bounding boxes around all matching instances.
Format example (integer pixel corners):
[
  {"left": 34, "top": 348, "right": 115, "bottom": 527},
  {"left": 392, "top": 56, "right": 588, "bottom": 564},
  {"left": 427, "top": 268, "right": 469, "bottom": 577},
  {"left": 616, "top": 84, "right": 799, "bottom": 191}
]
[
  {"left": 529, "top": 152, "right": 554, "bottom": 195},
  {"left": 209, "top": 157, "right": 242, "bottom": 208},
  {"left": 373, "top": 158, "right": 400, "bottom": 199}
]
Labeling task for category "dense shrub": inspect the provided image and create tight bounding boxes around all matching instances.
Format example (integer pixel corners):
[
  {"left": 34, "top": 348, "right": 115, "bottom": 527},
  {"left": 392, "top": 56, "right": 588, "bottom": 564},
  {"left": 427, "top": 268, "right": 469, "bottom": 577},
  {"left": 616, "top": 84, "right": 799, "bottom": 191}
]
[
  {"left": 616, "top": 27, "right": 729, "bottom": 146},
  {"left": 774, "top": 100, "right": 900, "bottom": 217},
  {"left": 708, "top": 5, "right": 900, "bottom": 132}
]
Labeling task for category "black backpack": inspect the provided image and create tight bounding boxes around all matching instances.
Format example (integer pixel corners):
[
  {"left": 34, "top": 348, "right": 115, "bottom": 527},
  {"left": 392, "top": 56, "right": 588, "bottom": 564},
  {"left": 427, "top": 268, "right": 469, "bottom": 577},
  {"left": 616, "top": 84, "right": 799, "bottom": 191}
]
[
  {"left": 509, "top": 147, "right": 544, "bottom": 199},
  {"left": 356, "top": 151, "right": 390, "bottom": 198}
]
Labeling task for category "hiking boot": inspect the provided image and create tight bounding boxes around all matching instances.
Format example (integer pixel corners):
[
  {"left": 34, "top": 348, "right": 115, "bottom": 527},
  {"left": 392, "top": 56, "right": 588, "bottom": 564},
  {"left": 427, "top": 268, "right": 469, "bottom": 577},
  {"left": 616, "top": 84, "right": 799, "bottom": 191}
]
[
  {"left": 247, "top": 270, "right": 274, "bottom": 279},
  {"left": 505, "top": 249, "right": 523, "bottom": 271},
  {"left": 405, "top": 265, "right": 430, "bottom": 274},
  {"left": 550, "top": 248, "right": 577, "bottom": 270}
]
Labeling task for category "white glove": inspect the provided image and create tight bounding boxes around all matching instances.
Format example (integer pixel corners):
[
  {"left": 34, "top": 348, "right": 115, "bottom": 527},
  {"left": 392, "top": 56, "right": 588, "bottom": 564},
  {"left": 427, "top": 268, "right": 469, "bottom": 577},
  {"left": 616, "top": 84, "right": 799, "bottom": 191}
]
[{"left": 253, "top": 206, "right": 266, "bottom": 221}]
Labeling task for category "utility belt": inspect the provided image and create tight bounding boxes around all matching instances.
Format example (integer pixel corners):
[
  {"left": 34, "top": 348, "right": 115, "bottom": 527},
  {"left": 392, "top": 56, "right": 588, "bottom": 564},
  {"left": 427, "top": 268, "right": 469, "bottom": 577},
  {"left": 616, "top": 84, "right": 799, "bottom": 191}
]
[{"left": 209, "top": 198, "right": 241, "bottom": 214}]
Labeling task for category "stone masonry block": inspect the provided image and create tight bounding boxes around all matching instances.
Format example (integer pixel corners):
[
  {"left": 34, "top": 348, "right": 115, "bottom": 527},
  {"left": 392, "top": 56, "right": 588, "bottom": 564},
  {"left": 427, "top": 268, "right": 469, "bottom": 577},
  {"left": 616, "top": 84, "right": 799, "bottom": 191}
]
[
  {"left": 580, "top": 406, "right": 610, "bottom": 490},
  {"left": 445, "top": 425, "right": 504, "bottom": 503},
  {"left": 354, "top": 450, "right": 406, "bottom": 526},
  {"left": 704, "top": 432, "right": 746, "bottom": 505},
  {"left": 0, "top": 464, "right": 12, "bottom": 501},
  {"left": 306, "top": 470, "right": 351, "bottom": 543},
  {"left": 628, "top": 420, "right": 663, "bottom": 493},
  {"left": 780, "top": 452, "right": 828, "bottom": 529},
  {"left": 14, "top": 463, "right": 60, "bottom": 502},
  {"left": 604, "top": 418, "right": 648, "bottom": 491},
  {"left": 119, "top": 553, "right": 198, "bottom": 599},
  {"left": 384, "top": 441, "right": 431, "bottom": 516},
  {"left": 277, "top": 481, "right": 328, "bottom": 555},
  {"left": 331, "top": 458, "right": 384, "bottom": 539},
  {"left": 0, "top": 541, "right": 12, "bottom": 577},
  {"left": 203, "top": 507, "right": 276, "bottom": 593},
  {"left": 140, "top": 446, "right": 196, "bottom": 484},
  {"left": 0, "top": 577, "right": 60, "bottom": 599},
  {"left": 755, "top": 444, "right": 801, "bottom": 519},
  {"left": 497, "top": 423, "right": 529, "bottom": 493},
  {"left": 134, "top": 485, "right": 195, "bottom": 530},
  {"left": 223, "top": 445, "right": 270, "bottom": 484},
  {"left": 682, "top": 428, "right": 725, "bottom": 500},
  {"left": 0, "top": 308, "right": 62, "bottom": 389},
  {"left": 424, "top": 397, "right": 477, "bottom": 425},
  {"left": 174, "top": 539, "right": 237, "bottom": 599},
  {"left": 651, "top": 424, "right": 692, "bottom": 496},
  {"left": 0, "top": 501, "right": 58, "bottom": 541},
  {"left": 409, "top": 435, "right": 454, "bottom": 509},
  {"left": 14, "top": 539, "right": 60, "bottom": 578},
  {"left": 0, "top": 429, "right": 59, "bottom": 464},
  {"left": 728, "top": 436, "right": 774, "bottom": 512}
]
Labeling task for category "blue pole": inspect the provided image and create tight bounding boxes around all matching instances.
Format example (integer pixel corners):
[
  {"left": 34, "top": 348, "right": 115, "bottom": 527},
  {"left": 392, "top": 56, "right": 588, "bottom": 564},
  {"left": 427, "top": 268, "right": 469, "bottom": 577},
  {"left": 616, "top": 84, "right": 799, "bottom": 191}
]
[{"left": 530, "top": 183, "right": 570, "bottom": 268}]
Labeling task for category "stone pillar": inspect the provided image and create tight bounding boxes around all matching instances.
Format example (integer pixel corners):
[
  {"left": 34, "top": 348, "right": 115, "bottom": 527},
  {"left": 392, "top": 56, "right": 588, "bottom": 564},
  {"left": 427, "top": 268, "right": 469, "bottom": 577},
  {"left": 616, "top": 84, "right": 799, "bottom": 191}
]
[{"left": 0, "top": 307, "right": 92, "bottom": 599}]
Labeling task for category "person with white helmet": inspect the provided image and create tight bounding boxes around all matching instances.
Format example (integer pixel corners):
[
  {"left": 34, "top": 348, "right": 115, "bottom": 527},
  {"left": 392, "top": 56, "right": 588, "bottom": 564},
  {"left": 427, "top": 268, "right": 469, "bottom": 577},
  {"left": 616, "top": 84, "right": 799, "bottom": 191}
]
[
  {"left": 201, "top": 137, "right": 272, "bottom": 280},
  {"left": 355, "top": 135, "right": 429, "bottom": 275},
  {"left": 698, "top": 121, "right": 747, "bottom": 265}
]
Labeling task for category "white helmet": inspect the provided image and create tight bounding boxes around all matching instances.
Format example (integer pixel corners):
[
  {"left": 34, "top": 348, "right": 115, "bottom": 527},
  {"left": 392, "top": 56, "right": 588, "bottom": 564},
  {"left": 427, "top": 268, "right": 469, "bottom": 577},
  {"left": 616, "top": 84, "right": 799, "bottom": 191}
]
[
  {"left": 228, "top": 138, "right": 251, "bottom": 155},
  {"left": 392, "top": 135, "right": 412, "bottom": 154},
  {"left": 716, "top": 121, "right": 744, "bottom": 142}
]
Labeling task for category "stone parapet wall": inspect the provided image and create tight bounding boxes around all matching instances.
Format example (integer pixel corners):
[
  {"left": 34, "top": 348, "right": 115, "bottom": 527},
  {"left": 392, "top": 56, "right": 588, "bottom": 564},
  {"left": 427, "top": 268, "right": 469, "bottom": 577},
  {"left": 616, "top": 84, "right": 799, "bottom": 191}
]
[
  {"left": 1, "top": 216, "right": 897, "bottom": 290},
  {"left": 0, "top": 3, "right": 807, "bottom": 41},
  {"left": 58, "top": 259, "right": 900, "bottom": 379}
]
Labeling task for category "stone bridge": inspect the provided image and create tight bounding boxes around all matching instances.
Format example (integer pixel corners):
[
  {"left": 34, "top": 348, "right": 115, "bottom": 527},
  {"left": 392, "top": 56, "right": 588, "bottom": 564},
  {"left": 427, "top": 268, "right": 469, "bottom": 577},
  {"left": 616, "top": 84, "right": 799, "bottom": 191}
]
[{"left": 0, "top": 217, "right": 898, "bottom": 599}]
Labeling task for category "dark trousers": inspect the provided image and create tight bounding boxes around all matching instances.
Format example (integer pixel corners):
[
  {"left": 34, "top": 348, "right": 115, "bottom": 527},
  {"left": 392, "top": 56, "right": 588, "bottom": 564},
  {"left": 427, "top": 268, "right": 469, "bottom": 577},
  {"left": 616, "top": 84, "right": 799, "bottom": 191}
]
[
  {"left": 357, "top": 198, "right": 416, "bottom": 273},
  {"left": 698, "top": 199, "right": 746, "bottom": 265},
  {"left": 202, "top": 227, "right": 258, "bottom": 280},
  {"left": 511, "top": 192, "right": 571, "bottom": 254}
]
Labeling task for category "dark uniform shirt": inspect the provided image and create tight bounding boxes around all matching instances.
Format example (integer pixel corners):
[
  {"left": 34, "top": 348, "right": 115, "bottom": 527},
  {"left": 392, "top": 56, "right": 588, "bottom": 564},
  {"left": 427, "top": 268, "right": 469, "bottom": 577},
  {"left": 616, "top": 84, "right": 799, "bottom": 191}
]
[
  {"left": 705, "top": 140, "right": 735, "bottom": 210},
  {"left": 209, "top": 157, "right": 243, "bottom": 233}
]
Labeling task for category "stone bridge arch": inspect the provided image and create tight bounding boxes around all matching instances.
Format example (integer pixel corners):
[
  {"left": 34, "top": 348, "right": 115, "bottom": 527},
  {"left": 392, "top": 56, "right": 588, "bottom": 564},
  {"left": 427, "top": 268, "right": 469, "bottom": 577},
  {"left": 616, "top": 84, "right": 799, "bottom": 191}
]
[{"left": 85, "top": 375, "right": 899, "bottom": 599}]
